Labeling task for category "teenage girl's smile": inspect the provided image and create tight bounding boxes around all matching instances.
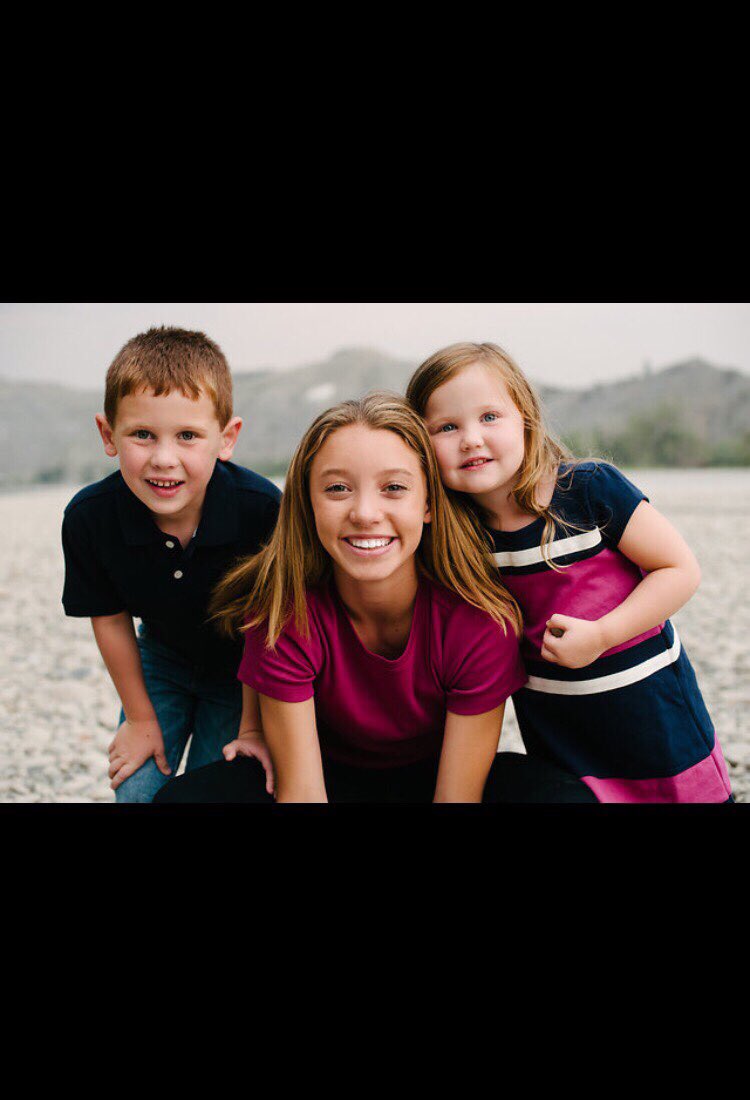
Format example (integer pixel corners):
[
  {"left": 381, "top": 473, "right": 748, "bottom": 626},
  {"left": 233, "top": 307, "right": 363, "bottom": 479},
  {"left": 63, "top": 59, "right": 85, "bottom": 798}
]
[
  {"left": 309, "top": 423, "right": 431, "bottom": 588},
  {"left": 341, "top": 534, "right": 398, "bottom": 556}
]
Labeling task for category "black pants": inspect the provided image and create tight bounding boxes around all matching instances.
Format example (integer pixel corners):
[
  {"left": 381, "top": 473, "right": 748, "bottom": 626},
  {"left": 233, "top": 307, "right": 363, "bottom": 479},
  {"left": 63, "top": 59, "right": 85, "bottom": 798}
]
[{"left": 153, "top": 751, "right": 599, "bottom": 804}]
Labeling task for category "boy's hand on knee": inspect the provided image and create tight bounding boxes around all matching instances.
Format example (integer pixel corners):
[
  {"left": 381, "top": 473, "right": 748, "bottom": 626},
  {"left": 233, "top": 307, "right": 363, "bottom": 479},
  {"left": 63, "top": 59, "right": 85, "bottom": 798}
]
[
  {"left": 108, "top": 718, "right": 172, "bottom": 790},
  {"left": 223, "top": 730, "right": 275, "bottom": 796}
]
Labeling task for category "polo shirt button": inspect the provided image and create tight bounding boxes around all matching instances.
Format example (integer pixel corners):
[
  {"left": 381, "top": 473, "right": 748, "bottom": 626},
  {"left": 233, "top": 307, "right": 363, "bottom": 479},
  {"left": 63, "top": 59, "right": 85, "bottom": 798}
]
[
  {"left": 173, "top": 570, "right": 183, "bottom": 579},
  {"left": 165, "top": 540, "right": 175, "bottom": 549}
]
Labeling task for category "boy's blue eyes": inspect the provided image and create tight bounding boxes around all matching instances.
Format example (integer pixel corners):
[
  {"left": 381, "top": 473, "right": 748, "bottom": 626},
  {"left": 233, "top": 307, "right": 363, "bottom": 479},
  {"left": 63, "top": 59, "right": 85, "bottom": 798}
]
[{"left": 131, "top": 430, "right": 197, "bottom": 440}]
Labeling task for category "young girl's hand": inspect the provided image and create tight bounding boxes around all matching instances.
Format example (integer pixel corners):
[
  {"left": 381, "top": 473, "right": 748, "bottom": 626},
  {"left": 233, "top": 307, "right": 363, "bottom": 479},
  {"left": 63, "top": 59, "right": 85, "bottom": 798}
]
[
  {"left": 223, "top": 729, "right": 275, "bottom": 796},
  {"left": 541, "top": 614, "right": 608, "bottom": 669}
]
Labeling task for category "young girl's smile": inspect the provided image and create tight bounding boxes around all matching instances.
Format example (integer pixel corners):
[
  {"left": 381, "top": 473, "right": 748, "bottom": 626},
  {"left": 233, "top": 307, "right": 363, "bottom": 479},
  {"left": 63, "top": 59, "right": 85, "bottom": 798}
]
[
  {"left": 309, "top": 423, "right": 431, "bottom": 589},
  {"left": 424, "top": 363, "right": 526, "bottom": 501}
]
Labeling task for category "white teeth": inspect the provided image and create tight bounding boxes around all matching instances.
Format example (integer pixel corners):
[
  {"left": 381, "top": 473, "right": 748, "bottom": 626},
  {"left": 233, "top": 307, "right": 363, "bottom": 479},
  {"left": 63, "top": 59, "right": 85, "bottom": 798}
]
[
  {"left": 348, "top": 538, "right": 393, "bottom": 549},
  {"left": 148, "top": 480, "right": 182, "bottom": 487}
]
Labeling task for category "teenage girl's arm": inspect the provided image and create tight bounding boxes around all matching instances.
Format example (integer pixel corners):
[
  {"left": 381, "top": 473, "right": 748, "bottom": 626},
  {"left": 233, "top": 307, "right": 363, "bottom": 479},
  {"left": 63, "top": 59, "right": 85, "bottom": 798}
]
[
  {"left": 221, "top": 684, "right": 275, "bottom": 796},
  {"left": 433, "top": 705, "right": 505, "bottom": 803},
  {"left": 257, "top": 695, "right": 328, "bottom": 802},
  {"left": 542, "top": 500, "right": 701, "bottom": 669}
]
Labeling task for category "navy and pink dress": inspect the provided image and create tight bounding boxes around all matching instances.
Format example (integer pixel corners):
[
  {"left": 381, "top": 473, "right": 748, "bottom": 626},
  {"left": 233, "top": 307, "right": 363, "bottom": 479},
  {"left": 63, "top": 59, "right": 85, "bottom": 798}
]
[{"left": 487, "top": 463, "right": 732, "bottom": 803}]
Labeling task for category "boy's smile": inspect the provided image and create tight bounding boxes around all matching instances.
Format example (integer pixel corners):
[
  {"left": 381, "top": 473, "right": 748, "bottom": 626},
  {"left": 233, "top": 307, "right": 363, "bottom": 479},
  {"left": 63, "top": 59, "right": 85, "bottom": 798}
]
[
  {"left": 96, "top": 387, "right": 241, "bottom": 535},
  {"left": 145, "top": 477, "right": 185, "bottom": 499}
]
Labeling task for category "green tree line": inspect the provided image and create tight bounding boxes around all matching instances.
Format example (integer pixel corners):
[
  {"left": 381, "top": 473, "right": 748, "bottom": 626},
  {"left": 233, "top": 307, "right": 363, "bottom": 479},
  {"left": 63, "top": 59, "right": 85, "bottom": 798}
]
[{"left": 564, "top": 403, "right": 750, "bottom": 468}]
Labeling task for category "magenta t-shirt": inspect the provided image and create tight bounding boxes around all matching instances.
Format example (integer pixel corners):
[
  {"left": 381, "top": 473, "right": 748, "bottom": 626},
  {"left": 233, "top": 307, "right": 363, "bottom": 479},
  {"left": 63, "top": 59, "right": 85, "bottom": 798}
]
[{"left": 238, "top": 576, "right": 527, "bottom": 768}]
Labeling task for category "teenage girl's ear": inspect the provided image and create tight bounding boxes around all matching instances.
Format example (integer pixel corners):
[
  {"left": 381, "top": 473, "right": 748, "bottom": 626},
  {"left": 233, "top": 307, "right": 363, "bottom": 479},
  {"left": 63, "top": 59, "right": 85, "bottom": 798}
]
[
  {"left": 424, "top": 499, "right": 432, "bottom": 525},
  {"left": 219, "top": 416, "right": 243, "bottom": 461},
  {"left": 95, "top": 414, "right": 118, "bottom": 457}
]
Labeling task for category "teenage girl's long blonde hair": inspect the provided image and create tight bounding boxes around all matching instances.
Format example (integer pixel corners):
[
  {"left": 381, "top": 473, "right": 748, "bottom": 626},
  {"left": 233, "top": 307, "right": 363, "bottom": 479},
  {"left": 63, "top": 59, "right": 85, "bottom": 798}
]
[
  {"left": 210, "top": 391, "right": 522, "bottom": 646},
  {"left": 406, "top": 342, "right": 574, "bottom": 565}
]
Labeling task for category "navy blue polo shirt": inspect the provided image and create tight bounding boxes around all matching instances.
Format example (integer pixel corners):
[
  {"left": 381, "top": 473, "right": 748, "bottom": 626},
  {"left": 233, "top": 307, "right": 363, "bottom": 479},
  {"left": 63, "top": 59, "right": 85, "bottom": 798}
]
[{"left": 62, "top": 460, "right": 282, "bottom": 675}]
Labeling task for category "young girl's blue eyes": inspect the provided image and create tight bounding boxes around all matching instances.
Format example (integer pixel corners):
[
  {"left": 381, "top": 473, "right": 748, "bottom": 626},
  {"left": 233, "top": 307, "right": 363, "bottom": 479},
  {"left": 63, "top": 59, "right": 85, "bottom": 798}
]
[{"left": 436, "top": 413, "right": 499, "bottom": 433}]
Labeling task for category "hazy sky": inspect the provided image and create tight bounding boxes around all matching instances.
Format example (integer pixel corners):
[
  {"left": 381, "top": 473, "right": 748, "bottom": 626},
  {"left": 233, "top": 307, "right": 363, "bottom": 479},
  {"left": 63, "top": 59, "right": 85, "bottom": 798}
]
[{"left": 2, "top": 302, "right": 749, "bottom": 389}]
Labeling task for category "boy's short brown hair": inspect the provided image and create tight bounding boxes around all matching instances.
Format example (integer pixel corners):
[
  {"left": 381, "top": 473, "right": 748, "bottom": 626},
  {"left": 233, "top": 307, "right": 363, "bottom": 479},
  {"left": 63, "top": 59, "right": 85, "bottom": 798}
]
[{"left": 104, "top": 326, "right": 233, "bottom": 427}]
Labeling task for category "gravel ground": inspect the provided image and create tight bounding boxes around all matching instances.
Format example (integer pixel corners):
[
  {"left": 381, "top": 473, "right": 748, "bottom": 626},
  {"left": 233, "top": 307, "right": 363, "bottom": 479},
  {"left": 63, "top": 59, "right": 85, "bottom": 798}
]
[{"left": 1, "top": 469, "right": 748, "bottom": 802}]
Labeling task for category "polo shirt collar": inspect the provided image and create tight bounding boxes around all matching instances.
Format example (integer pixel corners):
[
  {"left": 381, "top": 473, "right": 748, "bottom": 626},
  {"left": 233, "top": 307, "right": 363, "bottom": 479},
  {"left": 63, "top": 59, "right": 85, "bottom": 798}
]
[
  {"left": 115, "top": 462, "right": 239, "bottom": 547},
  {"left": 193, "top": 461, "right": 240, "bottom": 547},
  {"left": 116, "top": 475, "right": 163, "bottom": 546}
]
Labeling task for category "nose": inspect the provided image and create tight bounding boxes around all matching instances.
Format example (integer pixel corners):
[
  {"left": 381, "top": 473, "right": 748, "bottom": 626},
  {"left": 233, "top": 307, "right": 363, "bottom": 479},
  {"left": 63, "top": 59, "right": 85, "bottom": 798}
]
[
  {"left": 460, "top": 429, "right": 484, "bottom": 451},
  {"left": 349, "top": 492, "right": 384, "bottom": 527},
  {"left": 151, "top": 440, "right": 179, "bottom": 469}
]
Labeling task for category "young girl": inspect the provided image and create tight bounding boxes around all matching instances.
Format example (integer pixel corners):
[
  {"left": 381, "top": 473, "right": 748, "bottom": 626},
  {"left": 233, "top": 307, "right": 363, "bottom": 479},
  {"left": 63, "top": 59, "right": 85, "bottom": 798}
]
[
  {"left": 406, "top": 342, "right": 733, "bottom": 803},
  {"left": 155, "top": 393, "right": 596, "bottom": 803}
]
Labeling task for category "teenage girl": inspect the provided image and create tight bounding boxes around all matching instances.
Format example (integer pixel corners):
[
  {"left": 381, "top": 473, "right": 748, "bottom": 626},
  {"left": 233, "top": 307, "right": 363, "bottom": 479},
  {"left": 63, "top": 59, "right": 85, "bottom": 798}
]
[
  {"left": 155, "top": 393, "right": 596, "bottom": 804},
  {"left": 406, "top": 342, "right": 732, "bottom": 803}
]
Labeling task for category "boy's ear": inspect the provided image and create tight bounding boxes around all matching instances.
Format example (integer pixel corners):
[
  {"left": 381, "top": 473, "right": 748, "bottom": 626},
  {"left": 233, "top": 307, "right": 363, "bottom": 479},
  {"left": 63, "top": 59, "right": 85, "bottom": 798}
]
[
  {"left": 95, "top": 414, "right": 118, "bottom": 457},
  {"left": 218, "top": 416, "right": 243, "bottom": 461}
]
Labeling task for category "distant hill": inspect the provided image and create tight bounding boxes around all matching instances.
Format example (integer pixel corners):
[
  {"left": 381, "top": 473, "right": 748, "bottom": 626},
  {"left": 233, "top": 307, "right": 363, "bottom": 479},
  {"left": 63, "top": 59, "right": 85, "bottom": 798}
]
[
  {"left": 540, "top": 357, "right": 750, "bottom": 467},
  {"left": 1, "top": 350, "right": 749, "bottom": 487}
]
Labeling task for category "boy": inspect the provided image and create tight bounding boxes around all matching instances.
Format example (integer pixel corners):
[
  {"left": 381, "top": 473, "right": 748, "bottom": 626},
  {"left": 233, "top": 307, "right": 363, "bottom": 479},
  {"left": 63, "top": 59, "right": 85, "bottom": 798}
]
[{"left": 61, "top": 326, "right": 281, "bottom": 802}]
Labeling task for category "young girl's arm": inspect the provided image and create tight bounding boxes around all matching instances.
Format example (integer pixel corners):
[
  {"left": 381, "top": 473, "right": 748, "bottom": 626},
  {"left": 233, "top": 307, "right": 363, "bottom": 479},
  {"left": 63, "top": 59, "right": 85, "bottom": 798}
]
[
  {"left": 258, "top": 695, "right": 328, "bottom": 802},
  {"left": 542, "top": 500, "right": 701, "bottom": 668},
  {"left": 433, "top": 704, "right": 505, "bottom": 803}
]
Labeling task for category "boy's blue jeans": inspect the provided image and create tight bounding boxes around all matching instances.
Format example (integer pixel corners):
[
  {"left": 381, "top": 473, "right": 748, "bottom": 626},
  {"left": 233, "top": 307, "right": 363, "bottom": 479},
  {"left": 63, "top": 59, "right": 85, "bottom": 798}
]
[{"left": 115, "top": 625, "right": 242, "bottom": 804}]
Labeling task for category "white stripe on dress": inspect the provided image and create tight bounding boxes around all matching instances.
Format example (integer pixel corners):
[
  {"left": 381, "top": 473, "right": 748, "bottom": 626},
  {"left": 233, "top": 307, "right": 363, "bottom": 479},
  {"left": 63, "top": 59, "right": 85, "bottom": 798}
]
[
  {"left": 524, "top": 628, "right": 681, "bottom": 696},
  {"left": 493, "top": 527, "right": 601, "bottom": 569}
]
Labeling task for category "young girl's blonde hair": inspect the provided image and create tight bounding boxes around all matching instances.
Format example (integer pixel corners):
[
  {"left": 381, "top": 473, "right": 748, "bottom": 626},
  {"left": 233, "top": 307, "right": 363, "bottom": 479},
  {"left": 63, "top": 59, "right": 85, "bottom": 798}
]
[
  {"left": 210, "top": 391, "right": 522, "bottom": 646},
  {"left": 406, "top": 342, "right": 574, "bottom": 565}
]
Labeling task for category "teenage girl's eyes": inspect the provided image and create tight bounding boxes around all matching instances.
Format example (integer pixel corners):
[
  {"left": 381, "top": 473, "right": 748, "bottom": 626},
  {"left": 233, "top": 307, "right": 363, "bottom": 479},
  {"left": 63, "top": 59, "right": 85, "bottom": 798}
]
[{"left": 323, "top": 483, "right": 407, "bottom": 494}]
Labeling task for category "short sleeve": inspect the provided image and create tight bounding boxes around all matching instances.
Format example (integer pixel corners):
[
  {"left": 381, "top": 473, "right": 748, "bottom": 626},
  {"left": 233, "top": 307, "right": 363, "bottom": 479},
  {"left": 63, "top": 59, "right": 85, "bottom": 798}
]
[
  {"left": 584, "top": 463, "right": 648, "bottom": 547},
  {"left": 443, "top": 607, "right": 527, "bottom": 716},
  {"left": 61, "top": 510, "right": 124, "bottom": 617},
  {"left": 238, "top": 617, "right": 321, "bottom": 703}
]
